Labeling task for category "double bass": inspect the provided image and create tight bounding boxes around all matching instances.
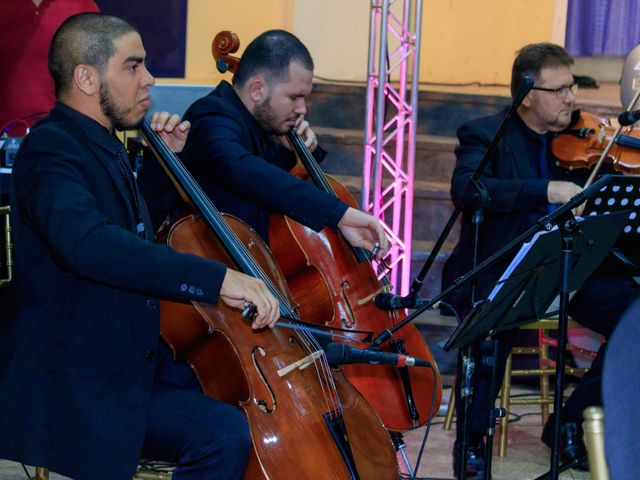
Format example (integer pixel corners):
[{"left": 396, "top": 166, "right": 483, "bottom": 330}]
[
  {"left": 140, "top": 120, "right": 399, "bottom": 479},
  {"left": 212, "top": 31, "right": 442, "bottom": 431}
]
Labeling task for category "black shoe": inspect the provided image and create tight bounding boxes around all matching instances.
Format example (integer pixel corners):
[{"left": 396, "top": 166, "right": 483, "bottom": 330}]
[
  {"left": 453, "top": 438, "right": 486, "bottom": 479},
  {"left": 541, "top": 414, "right": 589, "bottom": 471}
]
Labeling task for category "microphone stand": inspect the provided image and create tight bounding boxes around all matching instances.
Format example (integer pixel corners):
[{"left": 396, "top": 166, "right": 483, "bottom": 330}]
[
  {"left": 458, "top": 179, "right": 489, "bottom": 480},
  {"left": 401, "top": 77, "right": 534, "bottom": 308},
  {"left": 468, "top": 181, "right": 504, "bottom": 480},
  {"left": 406, "top": 77, "right": 533, "bottom": 480},
  {"left": 371, "top": 175, "right": 615, "bottom": 480}
]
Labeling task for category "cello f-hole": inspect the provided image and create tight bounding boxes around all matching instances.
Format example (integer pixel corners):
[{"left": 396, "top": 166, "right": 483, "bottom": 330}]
[
  {"left": 340, "top": 280, "right": 355, "bottom": 328},
  {"left": 251, "top": 346, "right": 276, "bottom": 413}
]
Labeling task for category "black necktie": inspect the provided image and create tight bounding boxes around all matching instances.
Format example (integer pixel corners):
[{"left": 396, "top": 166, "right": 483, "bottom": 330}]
[{"left": 115, "top": 145, "right": 153, "bottom": 240}]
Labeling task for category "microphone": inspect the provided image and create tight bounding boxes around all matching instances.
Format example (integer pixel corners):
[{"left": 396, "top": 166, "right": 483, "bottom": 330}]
[
  {"left": 618, "top": 109, "right": 640, "bottom": 126},
  {"left": 373, "top": 292, "right": 418, "bottom": 310},
  {"left": 511, "top": 75, "right": 534, "bottom": 110},
  {"left": 324, "top": 342, "right": 431, "bottom": 368}
]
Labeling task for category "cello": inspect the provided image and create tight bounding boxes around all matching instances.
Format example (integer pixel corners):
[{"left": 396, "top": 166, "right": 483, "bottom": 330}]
[
  {"left": 139, "top": 119, "right": 399, "bottom": 479},
  {"left": 213, "top": 31, "right": 442, "bottom": 431}
]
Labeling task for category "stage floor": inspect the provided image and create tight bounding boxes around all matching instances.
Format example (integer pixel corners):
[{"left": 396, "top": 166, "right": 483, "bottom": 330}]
[{"left": 0, "top": 380, "right": 591, "bottom": 480}]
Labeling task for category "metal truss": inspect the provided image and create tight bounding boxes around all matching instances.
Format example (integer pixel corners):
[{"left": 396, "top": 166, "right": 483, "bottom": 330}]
[{"left": 362, "top": 0, "right": 423, "bottom": 294}]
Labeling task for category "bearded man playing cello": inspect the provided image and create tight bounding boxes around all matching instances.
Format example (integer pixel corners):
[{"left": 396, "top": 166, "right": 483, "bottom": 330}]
[
  {"left": 0, "top": 13, "right": 280, "bottom": 480},
  {"left": 141, "top": 29, "right": 389, "bottom": 266}
]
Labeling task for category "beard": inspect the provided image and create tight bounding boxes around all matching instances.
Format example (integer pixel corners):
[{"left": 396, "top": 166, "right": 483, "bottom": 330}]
[
  {"left": 252, "top": 95, "right": 287, "bottom": 135},
  {"left": 99, "top": 82, "right": 138, "bottom": 130}
]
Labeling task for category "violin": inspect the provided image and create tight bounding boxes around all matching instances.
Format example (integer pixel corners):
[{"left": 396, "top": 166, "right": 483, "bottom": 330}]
[
  {"left": 552, "top": 110, "right": 640, "bottom": 175},
  {"left": 139, "top": 119, "right": 399, "bottom": 479},
  {"left": 212, "top": 30, "right": 441, "bottom": 431}
]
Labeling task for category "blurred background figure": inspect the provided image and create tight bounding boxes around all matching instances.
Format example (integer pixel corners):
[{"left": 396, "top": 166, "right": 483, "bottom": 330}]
[{"left": 0, "top": 0, "right": 99, "bottom": 137}]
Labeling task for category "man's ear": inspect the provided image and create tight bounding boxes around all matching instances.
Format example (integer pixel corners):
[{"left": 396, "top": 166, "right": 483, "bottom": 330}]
[
  {"left": 73, "top": 64, "right": 100, "bottom": 96},
  {"left": 247, "top": 75, "right": 268, "bottom": 103},
  {"left": 520, "top": 92, "right": 533, "bottom": 109}
]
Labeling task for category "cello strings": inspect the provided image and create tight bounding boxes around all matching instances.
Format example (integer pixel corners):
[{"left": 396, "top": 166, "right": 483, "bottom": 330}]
[
  {"left": 140, "top": 120, "right": 343, "bottom": 415},
  {"left": 294, "top": 324, "right": 343, "bottom": 416}
]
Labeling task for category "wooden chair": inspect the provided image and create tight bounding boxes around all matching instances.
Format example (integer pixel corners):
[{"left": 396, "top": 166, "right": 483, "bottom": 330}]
[
  {"left": 497, "top": 318, "right": 596, "bottom": 456},
  {"left": 443, "top": 317, "right": 598, "bottom": 458},
  {"left": 29, "top": 468, "right": 49, "bottom": 480},
  {"left": 583, "top": 406, "right": 609, "bottom": 480}
]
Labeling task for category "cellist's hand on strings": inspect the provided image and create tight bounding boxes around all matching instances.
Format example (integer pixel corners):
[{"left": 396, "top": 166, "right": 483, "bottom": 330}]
[
  {"left": 547, "top": 180, "right": 585, "bottom": 216},
  {"left": 338, "top": 207, "right": 390, "bottom": 260},
  {"left": 293, "top": 117, "right": 318, "bottom": 152},
  {"left": 219, "top": 269, "right": 280, "bottom": 329},
  {"left": 275, "top": 116, "right": 318, "bottom": 152},
  {"left": 148, "top": 111, "right": 191, "bottom": 153}
]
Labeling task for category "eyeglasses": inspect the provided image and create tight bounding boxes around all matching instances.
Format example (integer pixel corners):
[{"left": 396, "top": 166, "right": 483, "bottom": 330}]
[{"left": 531, "top": 82, "right": 578, "bottom": 98}]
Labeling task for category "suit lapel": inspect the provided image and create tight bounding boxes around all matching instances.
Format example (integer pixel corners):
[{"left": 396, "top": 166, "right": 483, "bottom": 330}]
[
  {"left": 51, "top": 104, "right": 139, "bottom": 232},
  {"left": 76, "top": 128, "right": 139, "bottom": 231},
  {"left": 505, "top": 123, "right": 537, "bottom": 179}
]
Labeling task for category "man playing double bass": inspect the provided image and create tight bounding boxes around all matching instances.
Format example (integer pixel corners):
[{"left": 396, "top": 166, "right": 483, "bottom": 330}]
[
  {"left": 0, "top": 13, "right": 280, "bottom": 480},
  {"left": 142, "top": 29, "right": 389, "bottom": 265},
  {"left": 141, "top": 29, "right": 446, "bottom": 441}
]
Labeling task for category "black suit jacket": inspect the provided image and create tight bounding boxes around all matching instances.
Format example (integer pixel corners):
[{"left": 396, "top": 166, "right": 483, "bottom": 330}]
[
  {"left": 0, "top": 103, "right": 226, "bottom": 480},
  {"left": 443, "top": 108, "right": 592, "bottom": 314},
  {"left": 176, "top": 81, "right": 348, "bottom": 241}
]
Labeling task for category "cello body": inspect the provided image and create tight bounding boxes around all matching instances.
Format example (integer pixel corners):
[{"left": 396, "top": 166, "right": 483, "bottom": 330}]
[
  {"left": 270, "top": 172, "right": 442, "bottom": 431},
  {"left": 138, "top": 118, "right": 399, "bottom": 479},
  {"left": 161, "top": 214, "right": 399, "bottom": 479}
]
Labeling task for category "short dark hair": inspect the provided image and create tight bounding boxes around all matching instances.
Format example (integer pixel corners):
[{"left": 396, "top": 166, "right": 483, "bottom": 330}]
[
  {"left": 511, "top": 43, "right": 574, "bottom": 97},
  {"left": 233, "top": 29, "right": 314, "bottom": 87},
  {"left": 49, "top": 13, "right": 138, "bottom": 97}
]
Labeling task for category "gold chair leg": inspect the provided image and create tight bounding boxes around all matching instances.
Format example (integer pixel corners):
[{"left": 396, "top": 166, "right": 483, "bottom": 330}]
[
  {"left": 32, "top": 467, "right": 49, "bottom": 480},
  {"left": 443, "top": 382, "right": 455, "bottom": 431},
  {"left": 583, "top": 406, "right": 609, "bottom": 480},
  {"left": 539, "top": 329, "right": 550, "bottom": 425},
  {"left": 498, "top": 352, "right": 513, "bottom": 457},
  {"left": 134, "top": 472, "right": 173, "bottom": 479}
]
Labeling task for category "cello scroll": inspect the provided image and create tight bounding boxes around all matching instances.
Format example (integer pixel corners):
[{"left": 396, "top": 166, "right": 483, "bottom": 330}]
[{"left": 212, "top": 30, "right": 241, "bottom": 74}]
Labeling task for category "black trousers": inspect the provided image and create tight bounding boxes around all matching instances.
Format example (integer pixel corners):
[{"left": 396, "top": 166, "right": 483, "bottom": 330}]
[
  {"left": 454, "top": 270, "right": 638, "bottom": 439},
  {"left": 141, "top": 341, "right": 252, "bottom": 479}
]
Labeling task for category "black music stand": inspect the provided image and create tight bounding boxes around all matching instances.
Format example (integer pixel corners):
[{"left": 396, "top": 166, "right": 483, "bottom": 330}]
[
  {"left": 444, "top": 212, "right": 627, "bottom": 351},
  {"left": 443, "top": 210, "right": 628, "bottom": 480},
  {"left": 583, "top": 175, "right": 640, "bottom": 269}
]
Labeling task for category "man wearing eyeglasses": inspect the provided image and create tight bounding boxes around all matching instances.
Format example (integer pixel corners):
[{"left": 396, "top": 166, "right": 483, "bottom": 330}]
[{"left": 443, "top": 43, "right": 638, "bottom": 479}]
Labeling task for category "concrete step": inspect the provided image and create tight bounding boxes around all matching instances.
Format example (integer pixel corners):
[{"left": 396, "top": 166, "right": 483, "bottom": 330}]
[
  {"left": 329, "top": 174, "right": 458, "bottom": 248},
  {"left": 307, "top": 83, "right": 509, "bottom": 137},
  {"left": 307, "top": 82, "right": 622, "bottom": 138},
  {"left": 316, "top": 126, "right": 457, "bottom": 185}
]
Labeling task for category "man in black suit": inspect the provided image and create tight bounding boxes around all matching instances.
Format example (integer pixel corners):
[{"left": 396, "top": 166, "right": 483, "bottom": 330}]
[
  {"left": 442, "top": 43, "right": 638, "bottom": 478},
  {"left": 0, "top": 13, "right": 280, "bottom": 480},
  {"left": 169, "top": 29, "right": 388, "bottom": 256}
]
